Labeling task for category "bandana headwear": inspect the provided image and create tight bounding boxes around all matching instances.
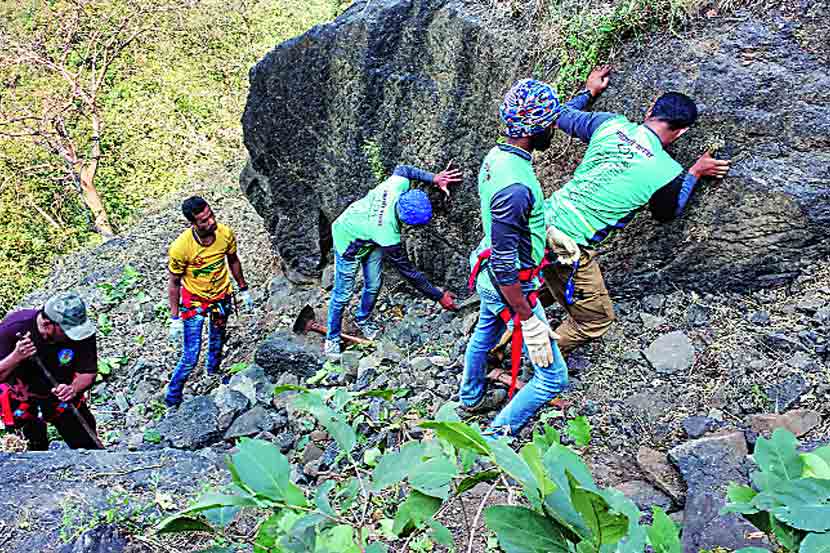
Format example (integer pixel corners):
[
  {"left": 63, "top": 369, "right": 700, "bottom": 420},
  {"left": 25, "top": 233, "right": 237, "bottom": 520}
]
[{"left": 499, "top": 78, "right": 562, "bottom": 138}]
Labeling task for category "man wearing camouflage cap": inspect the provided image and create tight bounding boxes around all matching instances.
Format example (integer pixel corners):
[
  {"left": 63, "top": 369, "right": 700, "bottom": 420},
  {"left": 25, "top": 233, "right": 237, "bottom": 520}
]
[{"left": 0, "top": 292, "right": 101, "bottom": 450}]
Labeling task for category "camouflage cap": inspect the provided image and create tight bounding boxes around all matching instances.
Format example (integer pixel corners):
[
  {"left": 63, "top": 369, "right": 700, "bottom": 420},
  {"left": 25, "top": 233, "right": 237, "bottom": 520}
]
[{"left": 44, "top": 292, "right": 96, "bottom": 341}]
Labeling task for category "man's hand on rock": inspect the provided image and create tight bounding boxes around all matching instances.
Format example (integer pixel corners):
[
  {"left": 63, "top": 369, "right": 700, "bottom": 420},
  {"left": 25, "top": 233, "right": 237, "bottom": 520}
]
[
  {"left": 12, "top": 332, "right": 36, "bottom": 364},
  {"left": 52, "top": 383, "right": 76, "bottom": 403},
  {"left": 438, "top": 290, "right": 459, "bottom": 311},
  {"left": 585, "top": 65, "right": 612, "bottom": 98},
  {"left": 433, "top": 161, "right": 463, "bottom": 198},
  {"left": 689, "top": 152, "right": 731, "bottom": 179}
]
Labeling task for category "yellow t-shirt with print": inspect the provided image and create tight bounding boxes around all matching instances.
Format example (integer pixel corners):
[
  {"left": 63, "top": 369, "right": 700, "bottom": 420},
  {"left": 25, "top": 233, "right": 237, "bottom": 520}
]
[{"left": 168, "top": 223, "right": 236, "bottom": 301}]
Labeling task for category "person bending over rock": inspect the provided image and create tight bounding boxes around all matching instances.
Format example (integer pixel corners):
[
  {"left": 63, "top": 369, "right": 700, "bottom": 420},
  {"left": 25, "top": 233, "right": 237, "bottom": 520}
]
[
  {"left": 0, "top": 292, "right": 102, "bottom": 450},
  {"left": 542, "top": 66, "right": 731, "bottom": 355},
  {"left": 326, "top": 164, "right": 462, "bottom": 359},
  {"left": 165, "top": 196, "right": 254, "bottom": 407},
  {"left": 461, "top": 78, "right": 581, "bottom": 437}
]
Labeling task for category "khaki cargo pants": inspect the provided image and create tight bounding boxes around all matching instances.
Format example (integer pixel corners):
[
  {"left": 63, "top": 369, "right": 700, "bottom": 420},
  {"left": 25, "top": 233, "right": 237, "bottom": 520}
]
[{"left": 539, "top": 248, "right": 616, "bottom": 354}]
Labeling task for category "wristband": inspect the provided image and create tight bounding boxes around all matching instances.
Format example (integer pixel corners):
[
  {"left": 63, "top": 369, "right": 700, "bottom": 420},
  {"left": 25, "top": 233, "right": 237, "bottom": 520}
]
[
  {"left": 171, "top": 316, "right": 180, "bottom": 321},
  {"left": 239, "top": 286, "right": 249, "bottom": 292}
]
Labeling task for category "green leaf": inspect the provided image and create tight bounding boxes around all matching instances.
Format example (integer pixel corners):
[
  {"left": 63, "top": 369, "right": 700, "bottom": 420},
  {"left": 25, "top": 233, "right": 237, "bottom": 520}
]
[
  {"left": 802, "top": 452, "right": 830, "bottom": 479},
  {"left": 435, "top": 401, "right": 461, "bottom": 422},
  {"left": 314, "top": 480, "right": 336, "bottom": 518},
  {"left": 771, "top": 505, "right": 830, "bottom": 532},
  {"left": 800, "top": 532, "right": 830, "bottom": 553},
  {"left": 371, "top": 441, "right": 426, "bottom": 492},
  {"left": 181, "top": 492, "right": 258, "bottom": 515},
  {"left": 273, "top": 384, "right": 310, "bottom": 395},
  {"left": 337, "top": 477, "right": 360, "bottom": 511},
  {"left": 570, "top": 485, "right": 628, "bottom": 545},
  {"left": 363, "top": 447, "right": 381, "bottom": 467},
  {"left": 734, "top": 549, "right": 773, "bottom": 553},
  {"left": 484, "top": 505, "right": 569, "bottom": 553},
  {"left": 392, "top": 490, "right": 442, "bottom": 536},
  {"left": 317, "top": 525, "right": 361, "bottom": 553},
  {"left": 253, "top": 512, "right": 281, "bottom": 553},
  {"left": 143, "top": 429, "right": 162, "bottom": 444},
  {"left": 409, "top": 456, "right": 458, "bottom": 499},
  {"left": 542, "top": 486, "right": 591, "bottom": 543},
  {"left": 489, "top": 438, "right": 542, "bottom": 509},
  {"left": 770, "top": 515, "right": 804, "bottom": 552},
  {"left": 420, "top": 421, "right": 491, "bottom": 455},
  {"left": 521, "top": 442, "right": 556, "bottom": 496},
  {"left": 365, "top": 544, "right": 388, "bottom": 553},
  {"left": 155, "top": 515, "right": 214, "bottom": 534},
  {"left": 647, "top": 507, "right": 681, "bottom": 553},
  {"left": 755, "top": 428, "right": 803, "bottom": 482},
  {"left": 543, "top": 443, "right": 596, "bottom": 492},
  {"left": 566, "top": 416, "right": 591, "bottom": 447},
  {"left": 227, "top": 362, "right": 248, "bottom": 375},
  {"left": 722, "top": 483, "right": 760, "bottom": 515},
  {"left": 202, "top": 505, "right": 241, "bottom": 528},
  {"left": 292, "top": 392, "right": 356, "bottom": 454},
  {"left": 230, "top": 439, "right": 307, "bottom": 506},
  {"left": 357, "top": 388, "right": 403, "bottom": 401},
  {"left": 457, "top": 469, "right": 501, "bottom": 494},
  {"left": 428, "top": 519, "right": 454, "bottom": 547}
]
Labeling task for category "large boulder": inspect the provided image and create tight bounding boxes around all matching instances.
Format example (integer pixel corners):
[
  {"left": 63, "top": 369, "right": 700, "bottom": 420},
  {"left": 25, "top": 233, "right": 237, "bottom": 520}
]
[{"left": 241, "top": 0, "right": 829, "bottom": 297}]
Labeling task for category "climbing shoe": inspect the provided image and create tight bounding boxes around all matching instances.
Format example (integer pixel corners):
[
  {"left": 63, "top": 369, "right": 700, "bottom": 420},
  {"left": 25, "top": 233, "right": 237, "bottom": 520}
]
[
  {"left": 461, "top": 389, "right": 507, "bottom": 415},
  {"left": 356, "top": 319, "right": 381, "bottom": 341},
  {"left": 324, "top": 339, "right": 342, "bottom": 361}
]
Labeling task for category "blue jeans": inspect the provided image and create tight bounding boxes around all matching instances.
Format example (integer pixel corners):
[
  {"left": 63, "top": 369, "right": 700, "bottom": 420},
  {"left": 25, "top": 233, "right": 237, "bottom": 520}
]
[
  {"left": 165, "top": 314, "right": 226, "bottom": 406},
  {"left": 326, "top": 248, "right": 383, "bottom": 341},
  {"left": 460, "top": 286, "right": 568, "bottom": 435}
]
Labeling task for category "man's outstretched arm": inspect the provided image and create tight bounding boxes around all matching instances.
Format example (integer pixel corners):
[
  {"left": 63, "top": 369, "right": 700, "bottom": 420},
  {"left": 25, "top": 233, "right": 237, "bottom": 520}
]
[
  {"left": 555, "top": 65, "right": 616, "bottom": 143},
  {"left": 649, "top": 153, "right": 731, "bottom": 222}
]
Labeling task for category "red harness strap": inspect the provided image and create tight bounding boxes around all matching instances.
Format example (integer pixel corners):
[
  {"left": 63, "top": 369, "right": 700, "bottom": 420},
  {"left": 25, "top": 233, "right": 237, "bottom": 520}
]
[
  {"left": 0, "top": 384, "right": 14, "bottom": 427},
  {"left": 469, "top": 249, "right": 552, "bottom": 399}
]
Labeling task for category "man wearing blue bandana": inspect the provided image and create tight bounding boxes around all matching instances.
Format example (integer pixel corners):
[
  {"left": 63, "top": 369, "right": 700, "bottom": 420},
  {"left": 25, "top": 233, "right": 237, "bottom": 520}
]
[
  {"left": 0, "top": 292, "right": 101, "bottom": 450},
  {"left": 461, "top": 77, "right": 585, "bottom": 436}
]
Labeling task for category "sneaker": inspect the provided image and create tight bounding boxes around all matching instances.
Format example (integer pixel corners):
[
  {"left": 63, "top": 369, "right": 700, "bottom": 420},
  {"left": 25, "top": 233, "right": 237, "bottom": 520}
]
[
  {"left": 461, "top": 389, "right": 507, "bottom": 415},
  {"left": 355, "top": 319, "right": 381, "bottom": 340},
  {"left": 324, "top": 339, "right": 342, "bottom": 361}
]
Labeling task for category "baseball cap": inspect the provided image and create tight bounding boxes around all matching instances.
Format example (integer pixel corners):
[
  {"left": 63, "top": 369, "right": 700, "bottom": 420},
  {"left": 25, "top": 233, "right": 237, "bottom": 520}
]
[{"left": 44, "top": 292, "right": 96, "bottom": 341}]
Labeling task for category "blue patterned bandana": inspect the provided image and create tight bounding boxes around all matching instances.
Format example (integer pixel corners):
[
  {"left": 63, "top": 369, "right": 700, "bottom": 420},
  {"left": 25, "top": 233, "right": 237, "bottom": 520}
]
[{"left": 500, "top": 79, "right": 561, "bottom": 138}]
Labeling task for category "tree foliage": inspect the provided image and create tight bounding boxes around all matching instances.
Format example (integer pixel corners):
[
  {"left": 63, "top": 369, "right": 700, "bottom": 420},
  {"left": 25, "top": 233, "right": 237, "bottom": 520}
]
[{"left": 0, "top": 0, "right": 343, "bottom": 313}]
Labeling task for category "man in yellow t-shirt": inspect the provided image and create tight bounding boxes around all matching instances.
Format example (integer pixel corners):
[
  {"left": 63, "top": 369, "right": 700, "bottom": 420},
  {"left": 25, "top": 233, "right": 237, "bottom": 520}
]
[{"left": 165, "top": 196, "right": 254, "bottom": 407}]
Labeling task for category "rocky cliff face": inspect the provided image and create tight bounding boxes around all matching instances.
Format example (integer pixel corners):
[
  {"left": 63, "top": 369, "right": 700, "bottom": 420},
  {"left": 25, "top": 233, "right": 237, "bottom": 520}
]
[{"left": 242, "top": 0, "right": 829, "bottom": 296}]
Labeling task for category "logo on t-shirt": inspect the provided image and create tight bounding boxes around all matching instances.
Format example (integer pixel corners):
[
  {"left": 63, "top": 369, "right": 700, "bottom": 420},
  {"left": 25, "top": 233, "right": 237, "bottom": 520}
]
[{"left": 58, "top": 348, "right": 74, "bottom": 366}]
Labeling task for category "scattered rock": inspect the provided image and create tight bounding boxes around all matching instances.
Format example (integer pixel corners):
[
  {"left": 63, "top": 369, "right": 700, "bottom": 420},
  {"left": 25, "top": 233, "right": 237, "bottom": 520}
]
[
  {"left": 225, "top": 405, "right": 278, "bottom": 440},
  {"left": 640, "top": 312, "right": 664, "bottom": 330},
  {"left": 377, "top": 340, "right": 403, "bottom": 362},
  {"left": 410, "top": 356, "right": 432, "bottom": 371},
  {"left": 340, "top": 350, "right": 361, "bottom": 378},
  {"left": 275, "top": 431, "right": 296, "bottom": 453},
  {"left": 644, "top": 331, "right": 694, "bottom": 374},
  {"left": 641, "top": 294, "right": 666, "bottom": 312},
  {"left": 636, "top": 446, "right": 685, "bottom": 504},
  {"left": 788, "top": 351, "right": 818, "bottom": 372},
  {"left": 228, "top": 374, "right": 259, "bottom": 406},
  {"left": 614, "top": 480, "right": 673, "bottom": 515},
  {"left": 764, "top": 374, "right": 809, "bottom": 411},
  {"left": 302, "top": 443, "right": 324, "bottom": 465},
  {"left": 748, "top": 311, "right": 770, "bottom": 325},
  {"left": 255, "top": 330, "right": 323, "bottom": 380},
  {"left": 747, "top": 409, "right": 821, "bottom": 438},
  {"left": 624, "top": 389, "right": 672, "bottom": 420},
  {"left": 682, "top": 416, "right": 714, "bottom": 439},
  {"left": 58, "top": 524, "right": 128, "bottom": 553},
  {"left": 669, "top": 432, "right": 766, "bottom": 552},
  {"left": 796, "top": 295, "right": 824, "bottom": 315},
  {"left": 212, "top": 385, "right": 250, "bottom": 429},
  {"left": 686, "top": 304, "right": 711, "bottom": 328},
  {"left": 156, "top": 396, "right": 223, "bottom": 449}
]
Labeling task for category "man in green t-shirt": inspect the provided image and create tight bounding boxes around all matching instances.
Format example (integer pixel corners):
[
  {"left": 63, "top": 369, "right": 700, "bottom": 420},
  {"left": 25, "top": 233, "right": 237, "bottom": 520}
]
[
  {"left": 326, "top": 164, "right": 462, "bottom": 358},
  {"left": 543, "top": 66, "right": 731, "bottom": 354}
]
